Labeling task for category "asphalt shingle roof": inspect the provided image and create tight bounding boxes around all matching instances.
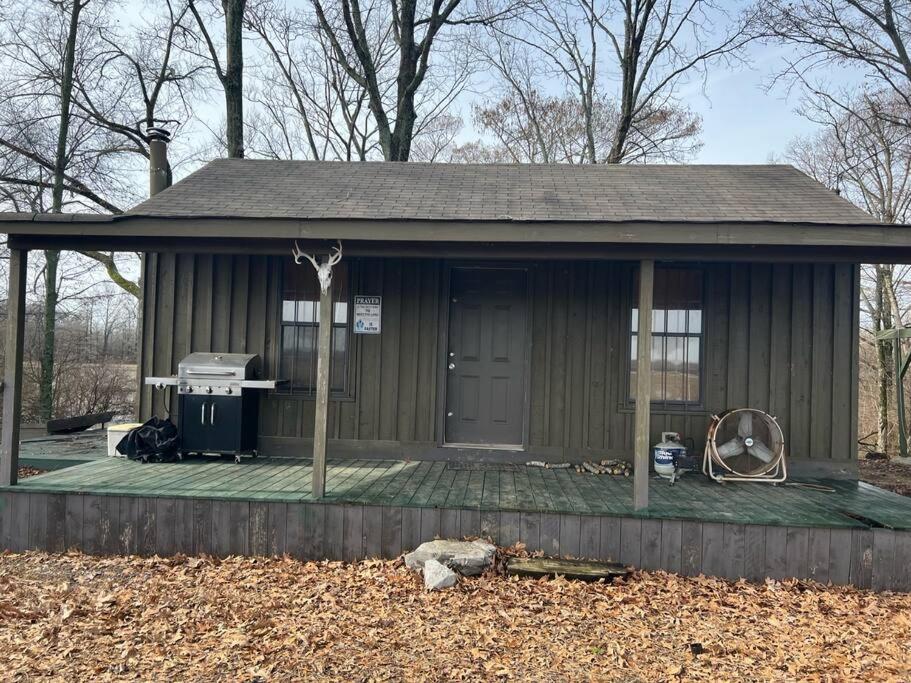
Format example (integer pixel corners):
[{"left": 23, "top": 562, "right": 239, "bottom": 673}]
[{"left": 126, "top": 160, "right": 876, "bottom": 225}]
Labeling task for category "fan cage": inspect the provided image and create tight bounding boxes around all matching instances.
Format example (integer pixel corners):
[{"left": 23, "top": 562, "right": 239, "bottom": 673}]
[{"left": 703, "top": 408, "right": 787, "bottom": 483}]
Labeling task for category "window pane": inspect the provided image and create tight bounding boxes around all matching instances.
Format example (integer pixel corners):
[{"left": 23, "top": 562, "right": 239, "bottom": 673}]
[
  {"left": 630, "top": 266, "right": 703, "bottom": 404},
  {"left": 664, "top": 336, "right": 684, "bottom": 401},
  {"left": 280, "top": 260, "right": 350, "bottom": 395},
  {"left": 651, "top": 335, "right": 665, "bottom": 401},
  {"left": 651, "top": 309, "right": 665, "bottom": 333},
  {"left": 334, "top": 301, "right": 348, "bottom": 325},
  {"left": 331, "top": 327, "right": 347, "bottom": 392},
  {"left": 666, "top": 309, "right": 686, "bottom": 333},
  {"left": 686, "top": 337, "right": 701, "bottom": 402}
]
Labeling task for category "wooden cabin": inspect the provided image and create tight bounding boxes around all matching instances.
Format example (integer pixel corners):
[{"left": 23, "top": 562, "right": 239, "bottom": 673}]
[{"left": 4, "top": 158, "right": 911, "bottom": 590}]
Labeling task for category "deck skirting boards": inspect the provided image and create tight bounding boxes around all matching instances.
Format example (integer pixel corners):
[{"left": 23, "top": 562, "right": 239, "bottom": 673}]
[{"left": 1, "top": 490, "right": 908, "bottom": 592}]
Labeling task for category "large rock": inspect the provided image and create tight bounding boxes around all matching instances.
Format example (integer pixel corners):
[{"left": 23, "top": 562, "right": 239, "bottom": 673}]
[
  {"left": 423, "top": 559, "right": 458, "bottom": 590},
  {"left": 404, "top": 539, "right": 497, "bottom": 576}
]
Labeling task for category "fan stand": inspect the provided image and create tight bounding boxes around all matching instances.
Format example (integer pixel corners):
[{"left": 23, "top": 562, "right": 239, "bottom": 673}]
[
  {"left": 702, "top": 442, "right": 788, "bottom": 483},
  {"left": 702, "top": 409, "right": 788, "bottom": 484}
]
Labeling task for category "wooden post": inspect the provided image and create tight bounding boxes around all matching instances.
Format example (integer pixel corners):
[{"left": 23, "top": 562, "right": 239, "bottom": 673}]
[
  {"left": 634, "top": 259, "right": 654, "bottom": 511},
  {"left": 1, "top": 248, "right": 28, "bottom": 486},
  {"left": 312, "top": 280, "right": 332, "bottom": 498}
]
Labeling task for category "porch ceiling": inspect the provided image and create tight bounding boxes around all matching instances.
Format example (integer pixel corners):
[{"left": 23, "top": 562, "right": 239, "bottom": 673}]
[{"left": 9, "top": 457, "right": 911, "bottom": 531}]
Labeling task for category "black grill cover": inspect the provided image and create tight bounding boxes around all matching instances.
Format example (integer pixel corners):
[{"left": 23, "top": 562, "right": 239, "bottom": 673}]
[{"left": 116, "top": 417, "right": 180, "bottom": 463}]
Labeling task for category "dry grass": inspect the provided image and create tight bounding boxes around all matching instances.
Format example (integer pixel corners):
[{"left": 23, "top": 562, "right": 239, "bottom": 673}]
[{"left": 0, "top": 551, "right": 909, "bottom": 681}]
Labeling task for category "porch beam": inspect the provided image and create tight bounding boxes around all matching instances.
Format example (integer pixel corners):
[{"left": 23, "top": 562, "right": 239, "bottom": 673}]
[
  {"left": 1, "top": 248, "right": 28, "bottom": 486},
  {"left": 633, "top": 259, "right": 654, "bottom": 510},
  {"left": 312, "top": 280, "right": 333, "bottom": 498},
  {"left": 13, "top": 234, "right": 911, "bottom": 265}
]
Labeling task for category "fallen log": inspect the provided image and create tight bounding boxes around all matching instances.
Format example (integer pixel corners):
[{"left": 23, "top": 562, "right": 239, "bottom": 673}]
[{"left": 506, "top": 557, "right": 631, "bottom": 582}]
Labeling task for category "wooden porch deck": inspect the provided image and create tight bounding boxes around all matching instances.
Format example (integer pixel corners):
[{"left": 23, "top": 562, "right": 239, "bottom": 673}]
[
  {"left": 9, "top": 457, "right": 911, "bottom": 528},
  {"left": 3, "top": 456, "right": 911, "bottom": 591}
]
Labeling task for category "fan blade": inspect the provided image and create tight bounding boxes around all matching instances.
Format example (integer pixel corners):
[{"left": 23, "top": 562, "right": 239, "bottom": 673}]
[
  {"left": 738, "top": 411, "right": 753, "bottom": 438},
  {"left": 717, "top": 437, "right": 745, "bottom": 458},
  {"left": 747, "top": 439, "right": 775, "bottom": 463}
]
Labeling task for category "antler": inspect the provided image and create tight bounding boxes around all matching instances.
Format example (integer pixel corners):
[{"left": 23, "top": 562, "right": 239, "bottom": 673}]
[
  {"left": 292, "top": 240, "right": 319, "bottom": 269},
  {"left": 326, "top": 240, "right": 343, "bottom": 267}
]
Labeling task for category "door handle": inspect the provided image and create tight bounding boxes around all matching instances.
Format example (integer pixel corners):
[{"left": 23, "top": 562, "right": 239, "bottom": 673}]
[
  {"left": 210, "top": 403, "right": 216, "bottom": 424},
  {"left": 201, "top": 403, "right": 207, "bottom": 425}
]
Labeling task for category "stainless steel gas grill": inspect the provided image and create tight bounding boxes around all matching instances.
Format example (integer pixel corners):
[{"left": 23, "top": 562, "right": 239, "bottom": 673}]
[{"left": 145, "top": 353, "right": 283, "bottom": 462}]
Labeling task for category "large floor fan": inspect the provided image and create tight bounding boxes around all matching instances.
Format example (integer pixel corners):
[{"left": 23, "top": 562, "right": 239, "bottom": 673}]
[{"left": 703, "top": 408, "right": 787, "bottom": 483}]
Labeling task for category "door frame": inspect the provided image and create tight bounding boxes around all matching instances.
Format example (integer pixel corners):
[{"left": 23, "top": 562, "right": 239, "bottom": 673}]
[{"left": 435, "top": 261, "right": 535, "bottom": 450}]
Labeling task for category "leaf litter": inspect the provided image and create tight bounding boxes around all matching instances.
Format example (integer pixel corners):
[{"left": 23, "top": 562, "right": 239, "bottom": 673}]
[{"left": 0, "top": 547, "right": 908, "bottom": 681}]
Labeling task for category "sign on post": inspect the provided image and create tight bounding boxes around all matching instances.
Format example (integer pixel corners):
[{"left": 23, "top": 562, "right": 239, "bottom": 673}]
[{"left": 354, "top": 296, "right": 382, "bottom": 334}]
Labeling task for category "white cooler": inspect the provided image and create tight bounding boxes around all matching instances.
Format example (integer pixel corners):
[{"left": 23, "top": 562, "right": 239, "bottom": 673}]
[{"left": 107, "top": 423, "right": 142, "bottom": 457}]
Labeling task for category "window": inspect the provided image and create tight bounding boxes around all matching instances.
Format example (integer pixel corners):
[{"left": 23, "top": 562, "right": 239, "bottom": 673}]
[
  {"left": 279, "top": 261, "right": 350, "bottom": 396},
  {"left": 630, "top": 267, "right": 703, "bottom": 404}
]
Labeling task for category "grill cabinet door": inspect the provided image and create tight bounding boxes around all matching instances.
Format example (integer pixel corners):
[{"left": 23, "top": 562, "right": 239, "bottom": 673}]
[
  {"left": 206, "top": 396, "right": 242, "bottom": 453},
  {"left": 179, "top": 394, "right": 211, "bottom": 452}
]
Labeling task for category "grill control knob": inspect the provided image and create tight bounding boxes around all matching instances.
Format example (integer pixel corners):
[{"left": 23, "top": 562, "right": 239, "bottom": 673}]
[
  {"left": 205, "top": 386, "right": 213, "bottom": 394},
  {"left": 185, "top": 386, "right": 193, "bottom": 393},
  {"left": 225, "top": 387, "right": 233, "bottom": 395}
]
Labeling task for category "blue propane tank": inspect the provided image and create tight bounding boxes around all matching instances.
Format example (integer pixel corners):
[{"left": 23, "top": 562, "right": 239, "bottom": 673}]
[{"left": 653, "top": 432, "right": 686, "bottom": 479}]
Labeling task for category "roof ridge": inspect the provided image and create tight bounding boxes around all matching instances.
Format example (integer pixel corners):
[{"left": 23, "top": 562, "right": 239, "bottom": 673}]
[{"left": 207, "top": 158, "right": 799, "bottom": 171}]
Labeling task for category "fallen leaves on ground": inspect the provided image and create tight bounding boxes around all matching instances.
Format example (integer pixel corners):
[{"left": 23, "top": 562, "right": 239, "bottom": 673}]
[
  {"left": 17, "top": 467, "right": 46, "bottom": 479},
  {"left": 0, "top": 551, "right": 909, "bottom": 682},
  {"left": 859, "top": 457, "right": 911, "bottom": 496}
]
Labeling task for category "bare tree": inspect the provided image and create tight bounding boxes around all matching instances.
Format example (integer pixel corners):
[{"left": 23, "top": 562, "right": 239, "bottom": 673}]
[
  {"left": 470, "top": 87, "right": 701, "bottom": 163},
  {"left": 244, "top": 1, "right": 379, "bottom": 160},
  {"left": 41, "top": 0, "right": 89, "bottom": 421},
  {"left": 758, "top": 0, "right": 911, "bottom": 126},
  {"left": 480, "top": 0, "right": 752, "bottom": 164},
  {"left": 0, "top": 0, "right": 196, "bottom": 419},
  {"left": 0, "top": 0, "right": 202, "bottom": 296},
  {"left": 789, "top": 91, "right": 911, "bottom": 454},
  {"left": 409, "top": 113, "right": 463, "bottom": 161},
  {"left": 72, "top": 0, "right": 202, "bottom": 173},
  {"left": 188, "top": 0, "right": 246, "bottom": 157},
  {"left": 310, "top": 0, "right": 498, "bottom": 161}
]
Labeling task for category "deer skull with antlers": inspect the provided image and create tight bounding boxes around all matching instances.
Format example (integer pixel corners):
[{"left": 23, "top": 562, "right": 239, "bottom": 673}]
[{"left": 292, "top": 240, "right": 343, "bottom": 295}]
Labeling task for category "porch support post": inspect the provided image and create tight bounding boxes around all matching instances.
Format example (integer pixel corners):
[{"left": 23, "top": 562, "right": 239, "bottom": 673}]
[
  {"left": 633, "top": 259, "right": 654, "bottom": 510},
  {"left": 1, "top": 248, "right": 28, "bottom": 486},
  {"left": 312, "top": 280, "right": 332, "bottom": 498}
]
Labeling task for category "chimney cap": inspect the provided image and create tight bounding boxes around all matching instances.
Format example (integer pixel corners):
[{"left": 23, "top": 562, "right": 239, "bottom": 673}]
[{"left": 146, "top": 126, "right": 171, "bottom": 142}]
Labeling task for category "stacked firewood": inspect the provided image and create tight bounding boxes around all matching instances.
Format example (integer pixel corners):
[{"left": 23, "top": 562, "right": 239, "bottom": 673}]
[
  {"left": 574, "top": 460, "right": 632, "bottom": 476},
  {"left": 525, "top": 460, "right": 632, "bottom": 476}
]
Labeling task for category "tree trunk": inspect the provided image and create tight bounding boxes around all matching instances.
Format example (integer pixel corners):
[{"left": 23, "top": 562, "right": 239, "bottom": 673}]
[
  {"left": 223, "top": 0, "right": 245, "bottom": 158},
  {"left": 387, "top": 26, "right": 418, "bottom": 161},
  {"left": 39, "top": 251, "right": 59, "bottom": 421},
  {"left": 41, "top": 0, "right": 85, "bottom": 421},
  {"left": 388, "top": 93, "right": 417, "bottom": 161},
  {"left": 884, "top": 266, "right": 907, "bottom": 456},
  {"left": 876, "top": 265, "right": 893, "bottom": 454},
  {"left": 606, "top": 38, "right": 639, "bottom": 164}
]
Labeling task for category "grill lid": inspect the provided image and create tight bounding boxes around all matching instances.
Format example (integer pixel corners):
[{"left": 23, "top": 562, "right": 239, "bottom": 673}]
[{"left": 177, "top": 352, "right": 261, "bottom": 380}]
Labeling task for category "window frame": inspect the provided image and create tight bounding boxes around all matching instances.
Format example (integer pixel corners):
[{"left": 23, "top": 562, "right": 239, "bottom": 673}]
[
  {"left": 273, "top": 257, "right": 358, "bottom": 401},
  {"left": 626, "top": 264, "right": 706, "bottom": 410}
]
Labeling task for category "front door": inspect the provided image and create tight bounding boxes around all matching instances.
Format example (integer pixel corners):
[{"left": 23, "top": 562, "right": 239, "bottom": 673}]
[{"left": 445, "top": 267, "right": 528, "bottom": 446}]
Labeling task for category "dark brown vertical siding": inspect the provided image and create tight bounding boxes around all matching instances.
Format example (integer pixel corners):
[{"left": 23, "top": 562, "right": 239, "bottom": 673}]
[
  {"left": 521, "top": 261, "right": 857, "bottom": 461},
  {"left": 140, "top": 257, "right": 858, "bottom": 463}
]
